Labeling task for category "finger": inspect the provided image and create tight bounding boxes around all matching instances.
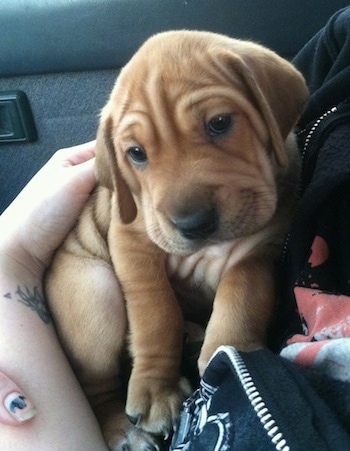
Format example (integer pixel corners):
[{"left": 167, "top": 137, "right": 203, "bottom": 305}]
[
  {"left": 53, "top": 141, "right": 96, "bottom": 167},
  {"left": 69, "top": 154, "right": 96, "bottom": 178},
  {"left": 0, "top": 372, "right": 36, "bottom": 426},
  {"left": 66, "top": 157, "right": 97, "bottom": 195}
]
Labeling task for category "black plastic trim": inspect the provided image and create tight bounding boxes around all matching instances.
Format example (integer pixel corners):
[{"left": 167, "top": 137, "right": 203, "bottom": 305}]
[{"left": 0, "top": 91, "right": 37, "bottom": 144}]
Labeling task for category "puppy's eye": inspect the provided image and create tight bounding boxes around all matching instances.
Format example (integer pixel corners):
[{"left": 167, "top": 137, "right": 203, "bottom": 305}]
[
  {"left": 206, "top": 114, "right": 232, "bottom": 138},
  {"left": 127, "top": 146, "right": 148, "bottom": 167}
]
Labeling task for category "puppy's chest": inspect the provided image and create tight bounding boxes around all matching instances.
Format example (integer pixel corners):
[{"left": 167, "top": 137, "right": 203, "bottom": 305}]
[{"left": 166, "top": 242, "right": 241, "bottom": 321}]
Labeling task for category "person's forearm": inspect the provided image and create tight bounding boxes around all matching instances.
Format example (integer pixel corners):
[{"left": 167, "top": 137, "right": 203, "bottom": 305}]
[{"left": 0, "top": 255, "right": 108, "bottom": 450}]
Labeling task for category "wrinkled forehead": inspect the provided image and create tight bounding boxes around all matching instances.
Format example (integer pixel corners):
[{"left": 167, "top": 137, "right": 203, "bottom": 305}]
[
  {"left": 107, "top": 32, "right": 265, "bottom": 143},
  {"left": 121, "top": 33, "right": 246, "bottom": 92}
]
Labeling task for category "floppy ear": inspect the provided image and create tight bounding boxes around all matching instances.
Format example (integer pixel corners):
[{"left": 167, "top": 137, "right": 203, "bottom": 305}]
[
  {"left": 223, "top": 42, "right": 309, "bottom": 167},
  {"left": 95, "top": 115, "right": 137, "bottom": 224}
]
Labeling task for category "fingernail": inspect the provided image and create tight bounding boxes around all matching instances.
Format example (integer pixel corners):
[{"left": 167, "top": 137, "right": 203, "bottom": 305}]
[{"left": 4, "top": 392, "right": 36, "bottom": 422}]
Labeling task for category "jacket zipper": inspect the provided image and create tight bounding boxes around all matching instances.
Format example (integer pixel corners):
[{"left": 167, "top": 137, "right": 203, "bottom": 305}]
[
  {"left": 279, "top": 105, "right": 339, "bottom": 266},
  {"left": 299, "top": 107, "right": 338, "bottom": 164},
  {"left": 172, "top": 347, "right": 290, "bottom": 450},
  {"left": 226, "top": 347, "right": 290, "bottom": 451},
  {"left": 299, "top": 106, "right": 338, "bottom": 195}
]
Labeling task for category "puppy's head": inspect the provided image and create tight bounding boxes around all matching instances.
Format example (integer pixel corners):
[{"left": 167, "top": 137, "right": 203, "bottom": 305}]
[{"left": 96, "top": 31, "right": 308, "bottom": 255}]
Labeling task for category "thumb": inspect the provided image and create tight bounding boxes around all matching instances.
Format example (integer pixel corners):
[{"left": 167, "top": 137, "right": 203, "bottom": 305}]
[
  {"left": 65, "top": 157, "right": 96, "bottom": 195},
  {"left": 0, "top": 372, "right": 36, "bottom": 426}
]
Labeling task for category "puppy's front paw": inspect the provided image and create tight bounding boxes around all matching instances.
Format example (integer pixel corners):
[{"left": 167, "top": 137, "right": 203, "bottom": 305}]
[
  {"left": 198, "top": 338, "right": 265, "bottom": 377},
  {"left": 126, "top": 375, "right": 191, "bottom": 438},
  {"left": 198, "top": 341, "right": 217, "bottom": 377},
  {"left": 115, "top": 426, "right": 168, "bottom": 451}
]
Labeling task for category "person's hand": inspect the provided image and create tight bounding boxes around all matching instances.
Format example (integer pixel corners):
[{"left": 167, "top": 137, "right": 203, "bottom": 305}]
[
  {"left": 0, "top": 141, "right": 96, "bottom": 428},
  {"left": 0, "top": 141, "right": 96, "bottom": 278},
  {"left": 0, "top": 371, "right": 36, "bottom": 426}
]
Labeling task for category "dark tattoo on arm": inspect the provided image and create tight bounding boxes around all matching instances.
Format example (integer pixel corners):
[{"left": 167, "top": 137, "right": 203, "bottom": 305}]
[{"left": 4, "top": 286, "right": 51, "bottom": 324}]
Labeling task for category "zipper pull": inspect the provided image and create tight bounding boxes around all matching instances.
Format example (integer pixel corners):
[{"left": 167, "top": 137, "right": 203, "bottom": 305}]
[{"left": 171, "top": 403, "right": 192, "bottom": 447}]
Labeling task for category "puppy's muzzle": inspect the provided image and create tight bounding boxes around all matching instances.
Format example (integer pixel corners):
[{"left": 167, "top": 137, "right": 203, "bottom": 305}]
[{"left": 171, "top": 206, "right": 218, "bottom": 240}]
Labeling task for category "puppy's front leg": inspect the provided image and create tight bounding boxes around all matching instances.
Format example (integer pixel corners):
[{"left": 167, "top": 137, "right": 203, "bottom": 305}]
[
  {"left": 110, "top": 228, "right": 189, "bottom": 438},
  {"left": 125, "top": 263, "right": 189, "bottom": 437},
  {"left": 198, "top": 254, "right": 276, "bottom": 376}
]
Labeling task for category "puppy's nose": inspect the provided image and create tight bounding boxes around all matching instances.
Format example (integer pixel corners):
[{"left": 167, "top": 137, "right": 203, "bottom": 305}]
[{"left": 172, "top": 207, "right": 218, "bottom": 240}]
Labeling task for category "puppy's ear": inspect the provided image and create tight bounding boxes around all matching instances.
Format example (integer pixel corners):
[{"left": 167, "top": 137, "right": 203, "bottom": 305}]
[
  {"left": 223, "top": 42, "right": 309, "bottom": 167},
  {"left": 95, "top": 115, "right": 137, "bottom": 224}
]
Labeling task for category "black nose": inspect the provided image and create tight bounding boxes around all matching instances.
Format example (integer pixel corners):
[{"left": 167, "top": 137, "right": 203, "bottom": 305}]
[{"left": 172, "top": 207, "right": 218, "bottom": 240}]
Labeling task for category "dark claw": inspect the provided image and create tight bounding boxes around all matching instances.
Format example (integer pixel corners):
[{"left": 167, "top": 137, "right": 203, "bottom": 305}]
[
  {"left": 127, "top": 413, "right": 142, "bottom": 427},
  {"left": 145, "top": 445, "right": 159, "bottom": 451}
]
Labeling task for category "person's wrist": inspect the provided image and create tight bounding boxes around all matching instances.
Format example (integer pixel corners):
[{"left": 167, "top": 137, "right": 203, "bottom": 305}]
[
  {"left": 0, "top": 209, "right": 49, "bottom": 279},
  {"left": 0, "top": 238, "right": 45, "bottom": 282}
]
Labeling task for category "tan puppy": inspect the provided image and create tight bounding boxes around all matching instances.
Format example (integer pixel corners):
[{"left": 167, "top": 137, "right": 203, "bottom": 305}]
[{"left": 45, "top": 30, "right": 308, "bottom": 450}]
